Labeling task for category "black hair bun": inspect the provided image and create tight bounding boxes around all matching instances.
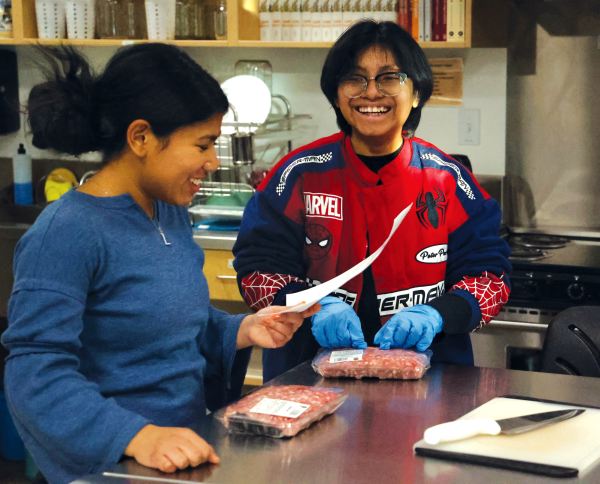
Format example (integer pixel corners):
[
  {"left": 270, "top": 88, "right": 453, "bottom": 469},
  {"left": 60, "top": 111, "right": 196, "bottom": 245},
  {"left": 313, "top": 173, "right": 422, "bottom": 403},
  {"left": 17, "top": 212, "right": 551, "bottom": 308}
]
[{"left": 28, "top": 46, "right": 100, "bottom": 156}]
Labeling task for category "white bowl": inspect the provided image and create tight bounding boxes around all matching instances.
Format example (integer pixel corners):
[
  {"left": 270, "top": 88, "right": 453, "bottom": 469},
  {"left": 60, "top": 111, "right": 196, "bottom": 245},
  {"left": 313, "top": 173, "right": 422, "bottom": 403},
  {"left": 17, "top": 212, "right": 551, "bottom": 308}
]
[{"left": 221, "top": 75, "right": 272, "bottom": 134}]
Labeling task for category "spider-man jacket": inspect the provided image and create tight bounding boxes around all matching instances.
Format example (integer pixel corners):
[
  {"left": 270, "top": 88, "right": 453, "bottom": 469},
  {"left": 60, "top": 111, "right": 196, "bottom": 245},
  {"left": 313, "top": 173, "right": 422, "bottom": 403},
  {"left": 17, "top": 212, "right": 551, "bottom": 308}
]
[{"left": 233, "top": 132, "right": 511, "bottom": 377}]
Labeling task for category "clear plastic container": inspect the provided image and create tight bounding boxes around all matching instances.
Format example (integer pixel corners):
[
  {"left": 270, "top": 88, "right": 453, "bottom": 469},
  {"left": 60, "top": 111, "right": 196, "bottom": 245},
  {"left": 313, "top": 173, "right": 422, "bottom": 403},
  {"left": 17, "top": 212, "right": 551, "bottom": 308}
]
[
  {"left": 145, "top": 0, "right": 175, "bottom": 40},
  {"left": 66, "top": 0, "right": 95, "bottom": 39},
  {"left": 234, "top": 59, "right": 272, "bottom": 93},
  {"left": 35, "top": 0, "right": 66, "bottom": 39}
]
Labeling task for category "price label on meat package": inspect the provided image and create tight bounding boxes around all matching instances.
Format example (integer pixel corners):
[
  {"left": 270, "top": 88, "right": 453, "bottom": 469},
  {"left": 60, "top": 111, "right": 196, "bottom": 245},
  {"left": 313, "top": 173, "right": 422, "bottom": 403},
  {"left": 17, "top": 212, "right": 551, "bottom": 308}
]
[
  {"left": 329, "top": 349, "right": 364, "bottom": 363},
  {"left": 250, "top": 398, "right": 310, "bottom": 418}
]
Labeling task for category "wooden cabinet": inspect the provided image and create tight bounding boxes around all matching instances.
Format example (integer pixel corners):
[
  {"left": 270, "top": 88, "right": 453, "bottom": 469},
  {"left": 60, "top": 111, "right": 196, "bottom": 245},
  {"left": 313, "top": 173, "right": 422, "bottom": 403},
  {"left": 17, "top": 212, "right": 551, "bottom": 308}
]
[
  {"left": 4, "top": 0, "right": 472, "bottom": 47},
  {"left": 203, "top": 249, "right": 244, "bottom": 301}
]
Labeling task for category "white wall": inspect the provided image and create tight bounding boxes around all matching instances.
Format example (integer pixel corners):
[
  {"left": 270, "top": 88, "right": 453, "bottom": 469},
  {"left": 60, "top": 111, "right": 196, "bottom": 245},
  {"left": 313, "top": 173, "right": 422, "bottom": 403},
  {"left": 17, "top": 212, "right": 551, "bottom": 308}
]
[{"left": 0, "top": 45, "right": 507, "bottom": 175}]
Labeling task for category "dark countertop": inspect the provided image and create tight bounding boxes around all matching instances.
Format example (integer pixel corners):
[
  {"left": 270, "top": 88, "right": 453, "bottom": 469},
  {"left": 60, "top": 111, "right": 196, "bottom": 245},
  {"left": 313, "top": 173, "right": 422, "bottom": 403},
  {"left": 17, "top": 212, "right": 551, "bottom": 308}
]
[{"left": 74, "top": 362, "right": 600, "bottom": 484}]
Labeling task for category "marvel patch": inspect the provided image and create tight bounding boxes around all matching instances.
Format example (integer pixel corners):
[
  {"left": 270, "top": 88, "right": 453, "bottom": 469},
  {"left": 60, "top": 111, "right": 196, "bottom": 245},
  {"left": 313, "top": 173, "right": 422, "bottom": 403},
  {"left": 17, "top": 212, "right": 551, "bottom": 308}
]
[
  {"left": 303, "top": 224, "right": 333, "bottom": 260},
  {"left": 304, "top": 192, "right": 343, "bottom": 220}
]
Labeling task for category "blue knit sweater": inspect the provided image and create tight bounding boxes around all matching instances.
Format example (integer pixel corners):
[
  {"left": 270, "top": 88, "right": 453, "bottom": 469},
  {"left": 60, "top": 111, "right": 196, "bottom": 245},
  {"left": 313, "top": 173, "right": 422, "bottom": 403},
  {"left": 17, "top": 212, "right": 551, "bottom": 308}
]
[{"left": 1, "top": 190, "right": 244, "bottom": 484}]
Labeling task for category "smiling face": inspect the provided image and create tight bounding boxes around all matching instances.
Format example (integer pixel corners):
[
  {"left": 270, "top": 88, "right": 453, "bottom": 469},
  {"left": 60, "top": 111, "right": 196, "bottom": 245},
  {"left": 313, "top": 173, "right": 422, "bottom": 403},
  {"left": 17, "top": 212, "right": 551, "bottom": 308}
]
[
  {"left": 141, "top": 113, "right": 223, "bottom": 207},
  {"left": 335, "top": 44, "right": 419, "bottom": 156}
]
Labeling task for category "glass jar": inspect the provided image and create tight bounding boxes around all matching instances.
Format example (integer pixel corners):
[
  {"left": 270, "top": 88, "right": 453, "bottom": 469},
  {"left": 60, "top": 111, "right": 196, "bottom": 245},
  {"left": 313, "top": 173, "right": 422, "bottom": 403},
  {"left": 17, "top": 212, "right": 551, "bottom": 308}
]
[
  {"left": 234, "top": 59, "right": 273, "bottom": 93},
  {"left": 213, "top": 0, "right": 226, "bottom": 40},
  {"left": 96, "top": 0, "right": 146, "bottom": 38},
  {"left": 176, "top": 0, "right": 212, "bottom": 40}
]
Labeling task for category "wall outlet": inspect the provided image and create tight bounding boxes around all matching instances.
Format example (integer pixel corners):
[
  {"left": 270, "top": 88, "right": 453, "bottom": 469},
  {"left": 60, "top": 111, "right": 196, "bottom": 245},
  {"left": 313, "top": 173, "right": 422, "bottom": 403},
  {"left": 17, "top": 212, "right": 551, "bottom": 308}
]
[{"left": 458, "top": 109, "right": 480, "bottom": 146}]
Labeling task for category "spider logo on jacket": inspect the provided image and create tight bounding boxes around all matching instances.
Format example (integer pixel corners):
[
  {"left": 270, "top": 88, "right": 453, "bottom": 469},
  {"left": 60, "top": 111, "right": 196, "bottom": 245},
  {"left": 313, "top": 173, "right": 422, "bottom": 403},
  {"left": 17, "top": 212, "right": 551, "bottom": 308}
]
[
  {"left": 416, "top": 186, "right": 447, "bottom": 229},
  {"left": 303, "top": 224, "right": 333, "bottom": 260}
]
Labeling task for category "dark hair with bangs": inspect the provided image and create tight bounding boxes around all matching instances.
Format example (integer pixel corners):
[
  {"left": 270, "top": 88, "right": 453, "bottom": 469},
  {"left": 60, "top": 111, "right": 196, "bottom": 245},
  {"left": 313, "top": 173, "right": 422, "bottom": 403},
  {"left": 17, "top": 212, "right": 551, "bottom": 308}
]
[
  {"left": 28, "top": 44, "right": 229, "bottom": 163},
  {"left": 321, "top": 20, "right": 433, "bottom": 138}
]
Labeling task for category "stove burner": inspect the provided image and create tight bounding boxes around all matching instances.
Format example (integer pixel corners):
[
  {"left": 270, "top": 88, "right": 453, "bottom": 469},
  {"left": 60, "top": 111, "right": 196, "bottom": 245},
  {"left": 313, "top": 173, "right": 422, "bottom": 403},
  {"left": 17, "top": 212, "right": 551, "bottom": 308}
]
[
  {"left": 509, "top": 247, "right": 551, "bottom": 261},
  {"left": 511, "top": 235, "right": 570, "bottom": 249}
]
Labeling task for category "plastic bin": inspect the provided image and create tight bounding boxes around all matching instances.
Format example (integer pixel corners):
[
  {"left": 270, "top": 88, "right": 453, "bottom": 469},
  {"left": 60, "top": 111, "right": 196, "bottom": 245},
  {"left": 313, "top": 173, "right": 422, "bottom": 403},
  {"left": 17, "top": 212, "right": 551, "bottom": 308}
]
[
  {"left": 65, "top": 0, "right": 95, "bottom": 39},
  {"left": 145, "top": 0, "right": 175, "bottom": 40},
  {"left": 0, "top": 391, "right": 26, "bottom": 461},
  {"left": 35, "top": 0, "right": 67, "bottom": 39}
]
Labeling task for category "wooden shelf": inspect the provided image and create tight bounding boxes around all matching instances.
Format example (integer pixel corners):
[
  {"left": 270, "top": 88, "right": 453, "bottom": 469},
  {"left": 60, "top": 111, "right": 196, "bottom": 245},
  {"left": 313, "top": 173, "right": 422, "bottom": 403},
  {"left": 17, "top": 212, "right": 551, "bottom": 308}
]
[
  {"left": 20, "top": 39, "right": 229, "bottom": 47},
  {"left": 4, "top": 0, "right": 472, "bottom": 48},
  {"left": 238, "top": 40, "right": 470, "bottom": 48},
  {"left": 238, "top": 40, "right": 334, "bottom": 48}
]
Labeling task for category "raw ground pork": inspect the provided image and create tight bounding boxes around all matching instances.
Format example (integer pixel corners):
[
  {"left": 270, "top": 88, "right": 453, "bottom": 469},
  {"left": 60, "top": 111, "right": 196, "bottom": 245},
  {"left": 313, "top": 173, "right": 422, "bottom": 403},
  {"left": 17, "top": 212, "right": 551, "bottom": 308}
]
[
  {"left": 312, "top": 347, "right": 431, "bottom": 380},
  {"left": 217, "top": 385, "right": 347, "bottom": 438}
]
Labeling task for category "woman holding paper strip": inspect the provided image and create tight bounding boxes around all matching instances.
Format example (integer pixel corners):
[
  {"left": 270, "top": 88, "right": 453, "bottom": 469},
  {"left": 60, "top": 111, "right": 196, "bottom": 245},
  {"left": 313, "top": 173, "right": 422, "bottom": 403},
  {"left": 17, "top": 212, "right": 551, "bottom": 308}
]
[
  {"left": 1, "top": 44, "right": 320, "bottom": 484},
  {"left": 233, "top": 20, "right": 511, "bottom": 382}
]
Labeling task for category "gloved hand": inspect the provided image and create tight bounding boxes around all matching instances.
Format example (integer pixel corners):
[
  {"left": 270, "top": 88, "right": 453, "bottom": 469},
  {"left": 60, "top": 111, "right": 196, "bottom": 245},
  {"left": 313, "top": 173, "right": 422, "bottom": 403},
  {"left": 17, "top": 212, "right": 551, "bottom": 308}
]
[
  {"left": 374, "top": 305, "right": 443, "bottom": 351},
  {"left": 311, "top": 296, "right": 367, "bottom": 349}
]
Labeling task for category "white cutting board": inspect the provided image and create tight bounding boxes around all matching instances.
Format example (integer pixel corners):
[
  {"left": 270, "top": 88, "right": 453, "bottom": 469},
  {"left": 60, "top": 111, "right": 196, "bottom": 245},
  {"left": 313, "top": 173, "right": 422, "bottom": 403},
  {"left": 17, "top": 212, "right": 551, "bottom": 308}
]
[{"left": 414, "top": 397, "right": 600, "bottom": 475}]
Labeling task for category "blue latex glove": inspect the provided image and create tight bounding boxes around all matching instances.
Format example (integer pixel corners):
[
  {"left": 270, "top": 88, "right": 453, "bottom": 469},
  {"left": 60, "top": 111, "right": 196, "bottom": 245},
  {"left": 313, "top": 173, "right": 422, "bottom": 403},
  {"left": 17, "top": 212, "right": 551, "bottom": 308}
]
[
  {"left": 374, "top": 305, "right": 443, "bottom": 351},
  {"left": 311, "top": 296, "right": 368, "bottom": 349}
]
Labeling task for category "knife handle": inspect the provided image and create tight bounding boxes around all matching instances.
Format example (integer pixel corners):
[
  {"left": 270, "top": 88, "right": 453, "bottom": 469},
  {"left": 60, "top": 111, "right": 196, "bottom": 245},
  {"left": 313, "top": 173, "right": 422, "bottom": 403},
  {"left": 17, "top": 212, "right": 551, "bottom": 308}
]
[{"left": 424, "top": 418, "right": 502, "bottom": 445}]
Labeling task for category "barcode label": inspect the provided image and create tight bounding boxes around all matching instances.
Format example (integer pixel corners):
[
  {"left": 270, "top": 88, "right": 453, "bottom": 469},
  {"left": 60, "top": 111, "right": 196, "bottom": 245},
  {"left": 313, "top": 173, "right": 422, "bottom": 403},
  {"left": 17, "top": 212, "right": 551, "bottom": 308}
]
[
  {"left": 250, "top": 398, "right": 310, "bottom": 418},
  {"left": 330, "top": 349, "right": 364, "bottom": 363}
]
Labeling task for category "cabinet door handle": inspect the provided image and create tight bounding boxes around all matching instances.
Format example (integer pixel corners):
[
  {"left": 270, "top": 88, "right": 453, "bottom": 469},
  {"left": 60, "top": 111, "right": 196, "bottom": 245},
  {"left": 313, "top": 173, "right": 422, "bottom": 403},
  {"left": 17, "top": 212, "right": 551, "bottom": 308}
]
[{"left": 216, "top": 275, "right": 237, "bottom": 280}]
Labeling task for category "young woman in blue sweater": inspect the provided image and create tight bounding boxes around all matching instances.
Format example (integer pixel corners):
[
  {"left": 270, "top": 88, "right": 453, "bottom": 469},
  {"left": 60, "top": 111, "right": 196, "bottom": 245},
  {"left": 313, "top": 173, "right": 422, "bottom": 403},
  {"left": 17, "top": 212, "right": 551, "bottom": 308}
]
[{"left": 0, "top": 45, "right": 319, "bottom": 484}]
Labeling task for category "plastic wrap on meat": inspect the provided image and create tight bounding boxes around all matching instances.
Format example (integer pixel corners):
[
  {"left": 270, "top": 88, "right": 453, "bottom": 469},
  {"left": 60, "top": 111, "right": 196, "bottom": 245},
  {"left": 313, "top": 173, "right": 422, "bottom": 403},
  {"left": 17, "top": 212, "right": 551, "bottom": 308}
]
[
  {"left": 214, "top": 385, "right": 348, "bottom": 438},
  {"left": 312, "top": 347, "right": 432, "bottom": 380}
]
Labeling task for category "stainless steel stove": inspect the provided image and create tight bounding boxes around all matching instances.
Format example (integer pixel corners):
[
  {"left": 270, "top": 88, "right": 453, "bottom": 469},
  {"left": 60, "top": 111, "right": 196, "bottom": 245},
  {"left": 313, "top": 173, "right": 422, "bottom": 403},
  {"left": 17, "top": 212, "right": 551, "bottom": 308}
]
[
  {"left": 471, "top": 230, "right": 600, "bottom": 372},
  {"left": 502, "top": 233, "right": 600, "bottom": 321}
]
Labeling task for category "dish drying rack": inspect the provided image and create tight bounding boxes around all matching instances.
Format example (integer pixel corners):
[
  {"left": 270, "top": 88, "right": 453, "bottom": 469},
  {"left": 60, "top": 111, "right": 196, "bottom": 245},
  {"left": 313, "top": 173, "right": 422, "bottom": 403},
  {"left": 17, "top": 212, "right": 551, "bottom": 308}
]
[{"left": 188, "top": 95, "right": 312, "bottom": 223}]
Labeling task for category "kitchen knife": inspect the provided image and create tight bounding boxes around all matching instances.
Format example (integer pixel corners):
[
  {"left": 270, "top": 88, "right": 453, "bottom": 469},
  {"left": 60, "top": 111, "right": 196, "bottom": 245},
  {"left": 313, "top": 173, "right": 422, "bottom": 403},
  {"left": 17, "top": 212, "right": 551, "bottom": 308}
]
[{"left": 424, "top": 408, "right": 585, "bottom": 445}]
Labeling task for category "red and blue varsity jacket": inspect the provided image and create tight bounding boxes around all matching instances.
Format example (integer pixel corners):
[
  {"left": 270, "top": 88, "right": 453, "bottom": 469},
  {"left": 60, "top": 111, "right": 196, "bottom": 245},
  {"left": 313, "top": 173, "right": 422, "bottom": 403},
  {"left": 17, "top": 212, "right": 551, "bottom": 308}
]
[{"left": 233, "top": 132, "right": 511, "bottom": 370}]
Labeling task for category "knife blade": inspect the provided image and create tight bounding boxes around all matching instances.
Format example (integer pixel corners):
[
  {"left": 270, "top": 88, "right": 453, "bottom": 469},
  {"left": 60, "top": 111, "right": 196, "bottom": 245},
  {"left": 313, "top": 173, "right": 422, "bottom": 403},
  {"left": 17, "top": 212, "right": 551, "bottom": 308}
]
[{"left": 424, "top": 408, "right": 585, "bottom": 445}]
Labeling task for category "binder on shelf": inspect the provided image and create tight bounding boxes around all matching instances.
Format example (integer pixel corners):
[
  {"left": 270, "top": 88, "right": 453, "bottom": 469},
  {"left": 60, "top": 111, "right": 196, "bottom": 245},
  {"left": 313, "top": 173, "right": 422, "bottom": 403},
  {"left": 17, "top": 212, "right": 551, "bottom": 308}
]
[
  {"left": 281, "top": 0, "right": 292, "bottom": 41},
  {"left": 322, "top": 0, "right": 332, "bottom": 41},
  {"left": 310, "top": 0, "right": 321, "bottom": 42},
  {"left": 440, "top": 0, "right": 446, "bottom": 41},
  {"left": 417, "top": 0, "right": 424, "bottom": 42},
  {"left": 447, "top": 0, "right": 463, "bottom": 42},
  {"left": 455, "top": 0, "right": 464, "bottom": 42},
  {"left": 432, "top": 0, "right": 445, "bottom": 41},
  {"left": 423, "top": 0, "right": 431, "bottom": 41},
  {"left": 410, "top": 0, "right": 418, "bottom": 41},
  {"left": 342, "top": 0, "right": 353, "bottom": 30},
  {"left": 291, "top": 0, "right": 301, "bottom": 41},
  {"left": 271, "top": 0, "right": 282, "bottom": 41},
  {"left": 331, "top": 0, "right": 342, "bottom": 39},
  {"left": 260, "top": 0, "right": 271, "bottom": 41},
  {"left": 384, "top": 0, "right": 396, "bottom": 22},
  {"left": 398, "top": 0, "right": 407, "bottom": 31},
  {"left": 301, "top": 0, "right": 311, "bottom": 41}
]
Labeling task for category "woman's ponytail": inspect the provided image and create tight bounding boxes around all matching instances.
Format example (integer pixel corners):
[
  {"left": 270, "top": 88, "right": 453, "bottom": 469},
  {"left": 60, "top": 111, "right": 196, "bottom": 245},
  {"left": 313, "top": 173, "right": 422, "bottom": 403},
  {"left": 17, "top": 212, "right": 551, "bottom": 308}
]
[{"left": 28, "top": 46, "right": 101, "bottom": 156}]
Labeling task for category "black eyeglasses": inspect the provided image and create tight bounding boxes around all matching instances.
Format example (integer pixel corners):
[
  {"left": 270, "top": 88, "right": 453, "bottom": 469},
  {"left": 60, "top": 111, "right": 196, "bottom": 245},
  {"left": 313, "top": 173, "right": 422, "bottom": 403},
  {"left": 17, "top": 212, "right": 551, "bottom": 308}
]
[{"left": 339, "top": 72, "right": 408, "bottom": 98}]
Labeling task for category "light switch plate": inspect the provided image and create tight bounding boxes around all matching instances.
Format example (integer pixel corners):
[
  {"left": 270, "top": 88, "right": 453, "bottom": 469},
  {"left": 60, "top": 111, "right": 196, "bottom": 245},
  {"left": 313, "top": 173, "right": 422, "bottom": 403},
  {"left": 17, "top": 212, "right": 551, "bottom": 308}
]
[{"left": 458, "top": 109, "right": 480, "bottom": 146}]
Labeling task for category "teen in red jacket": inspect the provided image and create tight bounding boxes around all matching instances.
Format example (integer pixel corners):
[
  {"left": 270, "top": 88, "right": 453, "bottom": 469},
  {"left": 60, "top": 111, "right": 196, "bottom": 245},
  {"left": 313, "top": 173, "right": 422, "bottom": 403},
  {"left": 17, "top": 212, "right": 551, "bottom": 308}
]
[{"left": 234, "top": 20, "right": 511, "bottom": 381}]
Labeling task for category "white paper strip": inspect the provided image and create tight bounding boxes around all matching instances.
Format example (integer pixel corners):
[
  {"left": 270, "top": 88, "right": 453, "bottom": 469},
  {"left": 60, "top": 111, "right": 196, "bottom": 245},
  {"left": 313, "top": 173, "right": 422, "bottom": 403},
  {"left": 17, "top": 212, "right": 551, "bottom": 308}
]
[{"left": 259, "top": 203, "right": 412, "bottom": 316}]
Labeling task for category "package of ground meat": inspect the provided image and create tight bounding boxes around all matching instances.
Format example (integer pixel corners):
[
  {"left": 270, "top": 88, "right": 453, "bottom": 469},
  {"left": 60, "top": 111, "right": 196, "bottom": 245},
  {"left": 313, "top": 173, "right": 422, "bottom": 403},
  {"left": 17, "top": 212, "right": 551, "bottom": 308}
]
[
  {"left": 312, "top": 347, "right": 432, "bottom": 380},
  {"left": 214, "top": 385, "right": 348, "bottom": 438}
]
